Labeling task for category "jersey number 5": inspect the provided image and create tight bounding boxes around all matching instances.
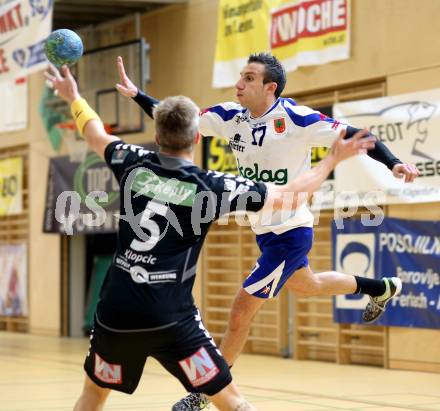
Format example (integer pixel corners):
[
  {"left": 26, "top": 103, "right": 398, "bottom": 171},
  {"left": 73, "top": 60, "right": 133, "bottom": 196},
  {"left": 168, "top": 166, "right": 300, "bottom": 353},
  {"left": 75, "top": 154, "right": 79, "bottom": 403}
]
[{"left": 130, "top": 201, "right": 168, "bottom": 252}]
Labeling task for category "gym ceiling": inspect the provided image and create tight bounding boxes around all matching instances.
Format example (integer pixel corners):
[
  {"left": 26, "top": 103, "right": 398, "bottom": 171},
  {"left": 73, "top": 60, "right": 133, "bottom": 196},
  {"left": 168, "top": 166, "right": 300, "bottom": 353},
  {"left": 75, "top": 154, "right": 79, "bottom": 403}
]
[{"left": 53, "top": 0, "right": 188, "bottom": 29}]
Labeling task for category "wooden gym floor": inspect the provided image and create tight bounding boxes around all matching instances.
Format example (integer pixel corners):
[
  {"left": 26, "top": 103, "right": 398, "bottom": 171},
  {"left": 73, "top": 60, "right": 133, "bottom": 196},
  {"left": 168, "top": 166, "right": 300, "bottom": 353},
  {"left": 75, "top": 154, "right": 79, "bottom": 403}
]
[{"left": 1, "top": 331, "right": 439, "bottom": 411}]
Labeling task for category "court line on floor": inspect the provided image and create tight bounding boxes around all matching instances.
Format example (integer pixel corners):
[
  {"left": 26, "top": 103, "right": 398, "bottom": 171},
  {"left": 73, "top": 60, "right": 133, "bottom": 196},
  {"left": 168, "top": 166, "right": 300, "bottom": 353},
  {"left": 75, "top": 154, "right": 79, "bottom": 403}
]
[
  {"left": 240, "top": 384, "right": 438, "bottom": 411},
  {"left": 238, "top": 391, "right": 381, "bottom": 411},
  {"left": 1, "top": 342, "right": 437, "bottom": 411}
]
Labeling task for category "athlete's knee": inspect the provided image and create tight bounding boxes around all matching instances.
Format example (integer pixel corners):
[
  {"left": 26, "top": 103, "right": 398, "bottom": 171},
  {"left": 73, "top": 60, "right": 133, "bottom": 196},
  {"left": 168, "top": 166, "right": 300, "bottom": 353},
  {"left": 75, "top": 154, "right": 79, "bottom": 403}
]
[
  {"left": 228, "top": 303, "right": 251, "bottom": 330},
  {"left": 306, "top": 276, "right": 324, "bottom": 296},
  {"left": 227, "top": 291, "right": 261, "bottom": 330},
  {"left": 288, "top": 274, "right": 324, "bottom": 297}
]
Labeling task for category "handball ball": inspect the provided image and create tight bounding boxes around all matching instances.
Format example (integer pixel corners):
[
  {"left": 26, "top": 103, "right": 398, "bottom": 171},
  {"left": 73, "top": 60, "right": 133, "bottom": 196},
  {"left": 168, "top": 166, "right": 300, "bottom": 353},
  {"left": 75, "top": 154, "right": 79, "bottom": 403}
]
[{"left": 44, "top": 29, "right": 83, "bottom": 68}]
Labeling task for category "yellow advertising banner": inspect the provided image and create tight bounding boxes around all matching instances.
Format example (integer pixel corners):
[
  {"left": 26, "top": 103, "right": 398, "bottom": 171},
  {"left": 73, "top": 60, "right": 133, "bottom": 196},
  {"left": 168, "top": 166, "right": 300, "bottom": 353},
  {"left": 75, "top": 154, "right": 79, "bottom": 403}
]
[
  {"left": 214, "top": 0, "right": 350, "bottom": 88},
  {"left": 203, "top": 136, "right": 239, "bottom": 174},
  {"left": 0, "top": 157, "right": 23, "bottom": 216}
]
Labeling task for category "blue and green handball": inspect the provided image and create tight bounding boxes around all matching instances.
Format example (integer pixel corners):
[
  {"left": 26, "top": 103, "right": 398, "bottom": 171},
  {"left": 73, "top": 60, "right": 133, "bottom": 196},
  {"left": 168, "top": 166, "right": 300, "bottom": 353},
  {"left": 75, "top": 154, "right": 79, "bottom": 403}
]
[{"left": 44, "top": 29, "right": 83, "bottom": 68}]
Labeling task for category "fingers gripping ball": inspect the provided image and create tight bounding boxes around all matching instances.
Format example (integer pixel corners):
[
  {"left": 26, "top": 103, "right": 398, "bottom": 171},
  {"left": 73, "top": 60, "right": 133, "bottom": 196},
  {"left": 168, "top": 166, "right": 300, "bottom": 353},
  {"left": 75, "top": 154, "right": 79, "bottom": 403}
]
[{"left": 44, "top": 29, "right": 83, "bottom": 68}]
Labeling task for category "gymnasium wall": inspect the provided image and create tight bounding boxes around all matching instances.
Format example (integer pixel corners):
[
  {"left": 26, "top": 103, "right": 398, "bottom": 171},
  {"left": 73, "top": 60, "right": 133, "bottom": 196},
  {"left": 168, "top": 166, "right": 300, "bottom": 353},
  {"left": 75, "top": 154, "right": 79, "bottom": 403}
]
[
  {"left": 139, "top": 0, "right": 440, "bottom": 372},
  {"left": 140, "top": 0, "right": 440, "bottom": 103},
  {"left": 3, "top": 0, "right": 438, "bottom": 351},
  {"left": 0, "top": 74, "right": 61, "bottom": 335},
  {"left": 387, "top": 69, "right": 440, "bottom": 372}
]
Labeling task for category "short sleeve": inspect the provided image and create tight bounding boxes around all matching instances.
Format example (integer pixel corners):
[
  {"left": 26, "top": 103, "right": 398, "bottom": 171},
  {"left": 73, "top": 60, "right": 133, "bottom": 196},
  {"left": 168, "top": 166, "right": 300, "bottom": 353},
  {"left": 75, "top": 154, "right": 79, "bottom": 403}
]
[
  {"left": 203, "top": 171, "right": 267, "bottom": 219},
  {"left": 104, "top": 140, "right": 153, "bottom": 182},
  {"left": 304, "top": 114, "right": 348, "bottom": 147},
  {"left": 281, "top": 99, "right": 347, "bottom": 147},
  {"left": 199, "top": 102, "right": 244, "bottom": 137}
]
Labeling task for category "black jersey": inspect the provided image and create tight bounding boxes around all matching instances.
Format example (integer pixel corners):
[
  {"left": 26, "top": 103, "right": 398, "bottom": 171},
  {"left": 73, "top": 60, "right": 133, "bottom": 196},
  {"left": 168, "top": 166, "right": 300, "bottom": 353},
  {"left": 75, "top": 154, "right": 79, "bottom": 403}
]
[{"left": 97, "top": 141, "right": 267, "bottom": 330}]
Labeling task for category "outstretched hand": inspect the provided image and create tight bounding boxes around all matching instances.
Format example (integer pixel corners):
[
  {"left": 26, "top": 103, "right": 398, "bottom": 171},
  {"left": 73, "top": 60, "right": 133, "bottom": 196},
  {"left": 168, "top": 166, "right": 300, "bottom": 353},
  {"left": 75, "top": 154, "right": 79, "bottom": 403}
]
[
  {"left": 392, "top": 163, "right": 420, "bottom": 183},
  {"left": 44, "top": 64, "right": 80, "bottom": 104},
  {"left": 115, "top": 56, "right": 138, "bottom": 98},
  {"left": 330, "top": 128, "right": 376, "bottom": 164}
]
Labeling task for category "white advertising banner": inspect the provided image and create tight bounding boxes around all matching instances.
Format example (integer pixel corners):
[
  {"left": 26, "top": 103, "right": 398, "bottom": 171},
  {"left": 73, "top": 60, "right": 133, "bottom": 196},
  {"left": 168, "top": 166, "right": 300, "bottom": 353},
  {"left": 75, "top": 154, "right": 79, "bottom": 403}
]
[
  {"left": 0, "top": 0, "right": 53, "bottom": 82},
  {"left": 332, "top": 88, "right": 440, "bottom": 206},
  {"left": 0, "top": 77, "right": 27, "bottom": 131}
]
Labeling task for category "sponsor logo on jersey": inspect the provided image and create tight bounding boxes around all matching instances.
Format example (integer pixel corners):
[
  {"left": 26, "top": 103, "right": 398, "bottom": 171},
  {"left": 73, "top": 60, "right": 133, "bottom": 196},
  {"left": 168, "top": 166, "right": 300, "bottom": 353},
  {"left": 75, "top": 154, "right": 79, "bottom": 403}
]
[
  {"left": 94, "top": 354, "right": 122, "bottom": 384},
  {"left": 331, "top": 120, "right": 340, "bottom": 129},
  {"left": 237, "top": 159, "right": 287, "bottom": 185},
  {"left": 274, "top": 118, "right": 286, "bottom": 133},
  {"left": 261, "top": 285, "right": 271, "bottom": 295},
  {"left": 179, "top": 347, "right": 220, "bottom": 388},
  {"left": 111, "top": 149, "right": 128, "bottom": 164},
  {"left": 131, "top": 169, "right": 197, "bottom": 206},
  {"left": 235, "top": 113, "right": 249, "bottom": 124},
  {"left": 115, "top": 257, "right": 131, "bottom": 271},
  {"left": 124, "top": 249, "right": 157, "bottom": 265},
  {"left": 229, "top": 133, "right": 246, "bottom": 152},
  {"left": 130, "top": 266, "right": 177, "bottom": 284}
]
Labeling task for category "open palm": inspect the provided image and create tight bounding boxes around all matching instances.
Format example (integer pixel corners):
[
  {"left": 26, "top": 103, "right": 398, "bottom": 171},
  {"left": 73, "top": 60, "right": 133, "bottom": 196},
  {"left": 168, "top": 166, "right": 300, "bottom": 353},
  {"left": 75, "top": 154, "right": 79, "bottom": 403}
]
[{"left": 115, "top": 56, "right": 138, "bottom": 97}]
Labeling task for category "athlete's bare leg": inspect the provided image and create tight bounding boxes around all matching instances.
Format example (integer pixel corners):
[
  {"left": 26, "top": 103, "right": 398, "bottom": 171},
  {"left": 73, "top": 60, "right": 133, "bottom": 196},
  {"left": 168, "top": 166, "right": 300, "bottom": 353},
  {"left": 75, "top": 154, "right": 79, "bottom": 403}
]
[
  {"left": 219, "top": 288, "right": 265, "bottom": 366},
  {"left": 220, "top": 266, "right": 356, "bottom": 367},
  {"left": 284, "top": 265, "right": 357, "bottom": 296},
  {"left": 208, "top": 381, "right": 257, "bottom": 411},
  {"left": 73, "top": 375, "right": 111, "bottom": 411}
]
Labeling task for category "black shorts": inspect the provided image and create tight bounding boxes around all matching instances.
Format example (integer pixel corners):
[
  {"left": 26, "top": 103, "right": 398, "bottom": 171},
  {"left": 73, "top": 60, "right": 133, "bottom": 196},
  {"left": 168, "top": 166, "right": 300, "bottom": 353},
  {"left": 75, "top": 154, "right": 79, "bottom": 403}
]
[{"left": 84, "top": 310, "right": 232, "bottom": 395}]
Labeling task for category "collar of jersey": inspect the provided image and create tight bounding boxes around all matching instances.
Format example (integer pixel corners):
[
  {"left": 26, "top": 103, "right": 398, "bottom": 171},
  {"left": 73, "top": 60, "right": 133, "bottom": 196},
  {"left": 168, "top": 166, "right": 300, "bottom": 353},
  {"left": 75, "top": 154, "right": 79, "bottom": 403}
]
[
  {"left": 247, "top": 97, "right": 281, "bottom": 120},
  {"left": 155, "top": 152, "right": 193, "bottom": 169}
]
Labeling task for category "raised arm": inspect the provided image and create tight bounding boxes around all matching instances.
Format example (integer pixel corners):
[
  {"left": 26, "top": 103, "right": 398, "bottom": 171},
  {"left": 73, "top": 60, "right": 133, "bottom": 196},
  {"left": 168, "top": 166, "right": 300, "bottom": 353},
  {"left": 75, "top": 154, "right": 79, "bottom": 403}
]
[
  {"left": 115, "top": 56, "right": 231, "bottom": 138},
  {"left": 115, "top": 56, "right": 159, "bottom": 119},
  {"left": 45, "top": 64, "right": 119, "bottom": 159},
  {"left": 262, "top": 129, "right": 376, "bottom": 212}
]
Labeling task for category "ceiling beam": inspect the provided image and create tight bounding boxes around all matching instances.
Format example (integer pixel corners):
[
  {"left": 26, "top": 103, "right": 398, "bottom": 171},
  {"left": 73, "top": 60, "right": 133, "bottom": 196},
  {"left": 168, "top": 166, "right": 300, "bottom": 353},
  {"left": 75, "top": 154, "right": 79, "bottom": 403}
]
[
  {"left": 55, "top": 4, "right": 126, "bottom": 15},
  {"left": 53, "top": 0, "right": 183, "bottom": 29},
  {"left": 55, "top": 0, "right": 149, "bottom": 9},
  {"left": 54, "top": 13, "right": 107, "bottom": 23},
  {"left": 55, "top": 0, "right": 186, "bottom": 5},
  {"left": 82, "top": 0, "right": 188, "bottom": 3}
]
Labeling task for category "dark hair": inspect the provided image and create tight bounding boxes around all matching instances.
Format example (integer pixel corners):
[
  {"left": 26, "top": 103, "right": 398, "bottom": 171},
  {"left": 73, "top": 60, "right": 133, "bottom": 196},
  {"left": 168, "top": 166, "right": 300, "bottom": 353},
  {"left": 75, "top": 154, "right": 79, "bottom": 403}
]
[
  {"left": 248, "top": 53, "right": 286, "bottom": 98},
  {"left": 154, "top": 96, "right": 199, "bottom": 152}
]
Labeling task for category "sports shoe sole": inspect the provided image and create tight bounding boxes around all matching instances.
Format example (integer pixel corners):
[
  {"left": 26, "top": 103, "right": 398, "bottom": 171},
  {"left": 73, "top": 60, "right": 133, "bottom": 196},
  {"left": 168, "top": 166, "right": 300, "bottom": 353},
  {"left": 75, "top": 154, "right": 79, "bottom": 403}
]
[{"left": 363, "top": 277, "right": 402, "bottom": 324}]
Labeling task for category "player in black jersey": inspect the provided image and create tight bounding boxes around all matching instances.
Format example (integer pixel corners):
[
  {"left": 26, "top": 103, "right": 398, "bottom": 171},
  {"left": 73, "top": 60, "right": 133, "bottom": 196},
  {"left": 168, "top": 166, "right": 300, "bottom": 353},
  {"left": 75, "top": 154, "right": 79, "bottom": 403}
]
[{"left": 45, "top": 63, "right": 374, "bottom": 411}]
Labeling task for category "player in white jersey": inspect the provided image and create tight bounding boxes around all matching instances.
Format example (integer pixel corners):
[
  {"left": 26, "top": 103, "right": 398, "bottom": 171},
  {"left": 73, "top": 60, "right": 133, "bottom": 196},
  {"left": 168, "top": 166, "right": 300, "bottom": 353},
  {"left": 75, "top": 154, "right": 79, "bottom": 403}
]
[{"left": 116, "top": 54, "right": 419, "bottom": 411}]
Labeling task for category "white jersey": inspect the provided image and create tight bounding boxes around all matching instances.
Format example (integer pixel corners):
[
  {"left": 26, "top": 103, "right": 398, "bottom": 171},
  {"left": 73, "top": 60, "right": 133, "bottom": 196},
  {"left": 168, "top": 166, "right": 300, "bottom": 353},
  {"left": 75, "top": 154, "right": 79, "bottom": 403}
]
[{"left": 199, "top": 97, "right": 347, "bottom": 235}]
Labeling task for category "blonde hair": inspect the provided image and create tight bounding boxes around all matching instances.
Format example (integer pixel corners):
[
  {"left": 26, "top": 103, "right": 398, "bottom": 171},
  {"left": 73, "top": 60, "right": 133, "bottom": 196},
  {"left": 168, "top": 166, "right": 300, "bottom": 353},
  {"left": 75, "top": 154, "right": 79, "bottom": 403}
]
[{"left": 154, "top": 96, "right": 200, "bottom": 152}]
